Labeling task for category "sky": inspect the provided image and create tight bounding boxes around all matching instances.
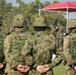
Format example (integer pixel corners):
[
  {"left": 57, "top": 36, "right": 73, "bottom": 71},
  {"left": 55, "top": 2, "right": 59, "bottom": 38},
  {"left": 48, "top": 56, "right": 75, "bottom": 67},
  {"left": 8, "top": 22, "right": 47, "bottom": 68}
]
[
  {"left": 6, "top": 0, "right": 76, "bottom": 19},
  {"left": 6, "top": 0, "right": 76, "bottom": 6}
]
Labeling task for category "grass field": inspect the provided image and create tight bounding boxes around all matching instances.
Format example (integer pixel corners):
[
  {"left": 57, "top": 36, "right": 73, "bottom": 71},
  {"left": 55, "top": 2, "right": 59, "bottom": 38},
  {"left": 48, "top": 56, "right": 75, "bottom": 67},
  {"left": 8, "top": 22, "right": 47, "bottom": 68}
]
[{"left": 53, "top": 63, "right": 65, "bottom": 75}]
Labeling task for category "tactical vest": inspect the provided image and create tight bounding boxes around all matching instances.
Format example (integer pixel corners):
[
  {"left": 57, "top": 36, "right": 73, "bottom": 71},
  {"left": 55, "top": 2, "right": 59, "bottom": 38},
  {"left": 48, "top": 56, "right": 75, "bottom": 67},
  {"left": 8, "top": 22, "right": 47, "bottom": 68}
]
[
  {"left": 10, "top": 32, "right": 26, "bottom": 65},
  {"left": 70, "top": 33, "right": 76, "bottom": 63},
  {"left": 0, "top": 33, "right": 5, "bottom": 63}
]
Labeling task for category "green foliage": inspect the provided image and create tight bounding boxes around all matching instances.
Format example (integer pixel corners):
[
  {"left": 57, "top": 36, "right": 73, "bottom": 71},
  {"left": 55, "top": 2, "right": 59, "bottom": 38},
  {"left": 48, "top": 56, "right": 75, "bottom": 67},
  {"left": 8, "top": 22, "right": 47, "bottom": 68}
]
[
  {"left": 52, "top": 0, "right": 59, "bottom": 4},
  {"left": 0, "top": 0, "right": 66, "bottom": 34}
]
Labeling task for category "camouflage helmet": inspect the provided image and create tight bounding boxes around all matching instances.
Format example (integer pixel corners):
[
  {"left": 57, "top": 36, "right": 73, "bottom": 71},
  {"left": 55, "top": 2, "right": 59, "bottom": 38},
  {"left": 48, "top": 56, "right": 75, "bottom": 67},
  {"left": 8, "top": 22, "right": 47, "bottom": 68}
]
[
  {"left": 12, "top": 14, "right": 25, "bottom": 27},
  {"left": 32, "top": 15, "right": 47, "bottom": 27},
  {"left": 69, "top": 19, "right": 76, "bottom": 29}
]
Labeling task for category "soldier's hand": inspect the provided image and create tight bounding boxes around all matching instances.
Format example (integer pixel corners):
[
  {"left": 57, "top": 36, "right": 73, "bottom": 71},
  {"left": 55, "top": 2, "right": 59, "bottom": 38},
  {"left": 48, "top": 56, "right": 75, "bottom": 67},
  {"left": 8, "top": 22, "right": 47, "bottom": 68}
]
[
  {"left": 36, "top": 64, "right": 49, "bottom": 73},
  {"left": 17, "top": 65, "right": 25, "bottom": 72},
  {"left": 0, "top": 63, "right": 4, "bottom": 69},
  {"left": 23, "top": 65, "right": 30, "bottom": 72},
  {"left": 74, "top": 66, "right": 76, "bottom": 71},
  {"left": 17, "top": 65, "right": 30, "bottom": 73}
]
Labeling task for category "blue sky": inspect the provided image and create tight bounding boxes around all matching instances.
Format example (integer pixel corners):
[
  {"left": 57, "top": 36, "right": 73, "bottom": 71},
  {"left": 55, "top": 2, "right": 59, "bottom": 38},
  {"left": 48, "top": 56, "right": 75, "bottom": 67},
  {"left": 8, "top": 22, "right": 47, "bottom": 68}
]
[
  {"left": 6, "top": 0, "right": 76, "bottom": 6},
  {"left": 6, "top": 0, "right": 76, "bottom": 19}
]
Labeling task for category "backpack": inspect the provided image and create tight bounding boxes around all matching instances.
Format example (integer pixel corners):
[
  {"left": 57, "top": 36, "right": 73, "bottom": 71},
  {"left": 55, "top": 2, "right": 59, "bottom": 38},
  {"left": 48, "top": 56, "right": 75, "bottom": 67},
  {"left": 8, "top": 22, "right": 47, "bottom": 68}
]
[{"left": 70, "top": 33, "right": 76, "bottom": 63}]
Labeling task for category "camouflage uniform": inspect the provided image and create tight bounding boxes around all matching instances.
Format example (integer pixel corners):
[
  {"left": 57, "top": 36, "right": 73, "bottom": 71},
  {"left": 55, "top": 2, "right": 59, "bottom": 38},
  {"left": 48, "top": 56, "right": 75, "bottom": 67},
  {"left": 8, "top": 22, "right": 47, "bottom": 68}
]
[
  {"left": 21, "top": 15, "right": 64, "bottom": 75},
  {"left": 63, "top": 24, "right": 76, "bottom": 75},
  {"left": 55, "top": 22, "right": 65, "bottom": 60},
  {"left": 55, "top": 22, "right": 65, "bottom": 48},
  {"left": 4, "top": 14, "right": 31, "bottom": 75}
]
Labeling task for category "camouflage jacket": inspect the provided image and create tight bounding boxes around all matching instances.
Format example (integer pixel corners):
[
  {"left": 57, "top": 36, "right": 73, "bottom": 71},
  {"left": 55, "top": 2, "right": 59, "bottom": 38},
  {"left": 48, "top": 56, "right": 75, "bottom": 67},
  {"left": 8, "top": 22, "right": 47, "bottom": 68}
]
[
  {"left": 56, "top": 25, "right": 65, "bottom": 39},
  {"left": 21, "top": 31, "right": 64, "bottom": 69},
  {"left": 63, "top": 34, "right": 74, "bottom": 65},
  {"left": 4, "top": 32, "right": 30, "bottom": 72}
]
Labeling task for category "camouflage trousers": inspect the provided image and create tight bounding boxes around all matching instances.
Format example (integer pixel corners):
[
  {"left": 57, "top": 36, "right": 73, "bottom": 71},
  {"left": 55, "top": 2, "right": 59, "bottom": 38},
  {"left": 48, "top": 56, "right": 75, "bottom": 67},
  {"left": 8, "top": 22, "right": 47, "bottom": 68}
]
[
  {"left": 56, "top": 38, "right": 63, "bottom": 46},
  {"left": 28, "top": 69, "right": 53, "bottom": 75},
  {"left": 65, "top": 64, "right": 76, "bottom": 75},
  {"left": 6, "top": 71, "right": 25, "bottom": 75}
]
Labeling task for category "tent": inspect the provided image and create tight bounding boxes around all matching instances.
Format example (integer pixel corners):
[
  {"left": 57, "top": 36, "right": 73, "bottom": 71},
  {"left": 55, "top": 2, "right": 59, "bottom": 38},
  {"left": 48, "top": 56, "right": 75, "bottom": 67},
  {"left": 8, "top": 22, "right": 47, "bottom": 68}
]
[{"left": 40, "top": 1, "right": 76, "bottom": 33}]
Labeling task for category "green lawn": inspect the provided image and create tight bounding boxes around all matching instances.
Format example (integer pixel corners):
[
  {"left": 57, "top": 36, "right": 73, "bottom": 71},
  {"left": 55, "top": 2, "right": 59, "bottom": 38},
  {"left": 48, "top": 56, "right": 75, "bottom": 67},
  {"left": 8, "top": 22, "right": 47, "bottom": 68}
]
[{"left": 53, "top": 63, "right": 65, "bottom": 75}]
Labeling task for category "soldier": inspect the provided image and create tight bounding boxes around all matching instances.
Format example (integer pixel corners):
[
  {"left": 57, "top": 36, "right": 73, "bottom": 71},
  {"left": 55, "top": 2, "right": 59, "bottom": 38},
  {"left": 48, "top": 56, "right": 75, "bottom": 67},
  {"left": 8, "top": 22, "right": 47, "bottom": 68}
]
[
  {"left": 63, "top": 23, "right": 76, "bottom": 75},
  {"left": 4, "top": 14, "right": 32, "bottom": 75},
  {"left": 55, "top": 21, "right": 65, "bottom": 47},
  {"left": 55, "top": 21, "right": 65, "bottom": 60},
  {"left": 21, "top": 15, "right": 64, "bottom": 75},
  {"left": 0, "top": 16, "right": 5, "bottom": 75}
]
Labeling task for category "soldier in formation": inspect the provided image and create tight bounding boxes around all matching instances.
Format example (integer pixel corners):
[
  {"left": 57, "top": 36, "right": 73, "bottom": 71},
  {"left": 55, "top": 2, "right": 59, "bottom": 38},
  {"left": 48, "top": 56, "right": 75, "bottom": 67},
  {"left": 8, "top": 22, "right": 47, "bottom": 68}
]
[
  {"left": 63, "top": 23, "right": 76, "bottom": 75},
  {"left": 3, "top": 14, "right": 76, "bottom": 75},
  {"left": 55, "top": 21, "right": 65, "bottom": 48},
  {"left": 55, "top": 21, "right": 65, "bottom": 64},
  {"left": 3, "top": 14, "right": 32, "bottom": 75},
  {"left": 21, "top": 15, "right": 64, "bottom": 75},
  {"left": 55, "top": 21, "right": 76, "bottom": 75}
]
